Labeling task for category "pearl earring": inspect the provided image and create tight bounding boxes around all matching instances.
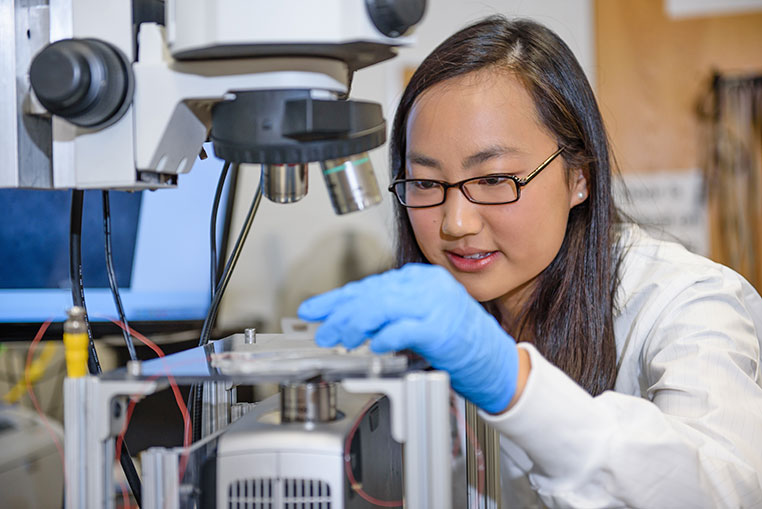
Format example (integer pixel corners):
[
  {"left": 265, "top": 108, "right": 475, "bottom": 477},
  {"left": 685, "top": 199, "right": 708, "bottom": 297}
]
[{"left": 577, "top": 192, "right": 585, "bottom": 199}]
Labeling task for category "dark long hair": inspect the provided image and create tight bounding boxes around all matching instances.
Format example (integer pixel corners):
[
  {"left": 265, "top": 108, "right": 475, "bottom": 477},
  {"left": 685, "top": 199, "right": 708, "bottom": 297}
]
[{"left": 390, "top": 16, "right": 621, "bottom": 395}]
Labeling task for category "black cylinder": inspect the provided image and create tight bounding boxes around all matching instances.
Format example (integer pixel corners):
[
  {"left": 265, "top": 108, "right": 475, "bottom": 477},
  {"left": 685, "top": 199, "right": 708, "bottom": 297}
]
[
  {"left": 210, "top": 90, "right": 386, "bottom": 164},
  {"left": 30, "top": 38, "right": 134, "bottom": 128}
]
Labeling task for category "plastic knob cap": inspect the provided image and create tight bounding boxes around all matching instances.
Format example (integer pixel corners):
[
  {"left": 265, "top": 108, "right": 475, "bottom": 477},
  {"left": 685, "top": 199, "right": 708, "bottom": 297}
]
[
  {"left": 29, "top": 38, "right": 133, "bottom": 128},
  {"left": 30, "top": 47, "right": 91, "bottom": 108}
]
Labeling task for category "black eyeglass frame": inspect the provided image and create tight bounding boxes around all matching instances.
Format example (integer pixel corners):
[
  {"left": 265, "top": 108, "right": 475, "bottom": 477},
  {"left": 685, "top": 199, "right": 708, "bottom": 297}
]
[{"left": 389, "top": 146, "right": 566, "bottom": 208}]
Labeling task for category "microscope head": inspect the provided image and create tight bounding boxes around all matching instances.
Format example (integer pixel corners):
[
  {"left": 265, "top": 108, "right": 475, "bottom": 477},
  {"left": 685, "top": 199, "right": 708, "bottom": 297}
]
[{"left": 10, "top": 0, "right": 427, "bottom": 217}]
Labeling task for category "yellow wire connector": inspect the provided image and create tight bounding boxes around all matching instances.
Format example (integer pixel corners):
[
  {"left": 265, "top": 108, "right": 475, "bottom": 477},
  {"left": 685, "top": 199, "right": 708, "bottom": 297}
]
[
  {"left": 2, "top": 341, "right": 57, "bottom": 404},
  {"left": 63, "top": 306, "right": 89, "bottom": 378}
]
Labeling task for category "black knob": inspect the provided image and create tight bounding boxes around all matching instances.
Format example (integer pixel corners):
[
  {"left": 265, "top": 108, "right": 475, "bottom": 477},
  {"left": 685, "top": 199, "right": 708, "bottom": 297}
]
[
  {"left": 366, "top": 0, "right": 426, "bottom": 38},
  {"left": 30, "top": 38, "right": 134, "bottom": 128}
]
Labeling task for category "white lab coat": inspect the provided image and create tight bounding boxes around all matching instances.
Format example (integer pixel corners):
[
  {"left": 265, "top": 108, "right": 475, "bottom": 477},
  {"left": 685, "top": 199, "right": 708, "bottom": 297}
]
[{"left": 480, "top": 224, "right": 762, "bottom": 508}]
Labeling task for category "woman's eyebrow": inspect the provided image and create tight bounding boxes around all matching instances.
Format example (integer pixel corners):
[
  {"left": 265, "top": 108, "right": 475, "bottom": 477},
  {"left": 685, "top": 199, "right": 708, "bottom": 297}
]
[
  {"left": 406, "top": 145, "right": 524, "bottom": 171},
  {"left": 406, "top": 152, "right": 441, "bottom": 169},
  {"left": 462, "top": 145, "right": 523, "bottom": 169}
]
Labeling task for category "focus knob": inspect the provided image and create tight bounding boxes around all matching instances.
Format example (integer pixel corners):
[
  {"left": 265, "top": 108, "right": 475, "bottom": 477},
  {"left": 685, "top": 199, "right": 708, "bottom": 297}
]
[
  {"left": 29, "top": 38, "right": 133, "bottom": 128},
  {"left": 366, "top": 0, "right": 426, "bottom": 38}
]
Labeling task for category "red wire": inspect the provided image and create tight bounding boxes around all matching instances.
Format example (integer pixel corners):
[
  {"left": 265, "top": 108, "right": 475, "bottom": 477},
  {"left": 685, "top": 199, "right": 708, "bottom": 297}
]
[
  {"left": 343, "top": 399, "right": 403, "bottom": 507},
  {"left": 114, "top": 398, "right": 137, "bottom": 467},
  {"left": 342, "top": 392, "right": 486, "bottom": 507},
  {"left": 119, "top": 481, "right": 132, "bottom": 509},
  {"left": 115, "top": 398, "right": 138, "bottom": 509},
  {"left": 21, "top": 315, "right": 190, "bottom": 507},
  {"left": 24, "top": 320, "right": 67, "bottom": 488},
  {"left": 29, "top": 315, "right": 485, "bottom": 507},
  {"left": 106, "top": 318, "right": 191, "bottom": 480}
]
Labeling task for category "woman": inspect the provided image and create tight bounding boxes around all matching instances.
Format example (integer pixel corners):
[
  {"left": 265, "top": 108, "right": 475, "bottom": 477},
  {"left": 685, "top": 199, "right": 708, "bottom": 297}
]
[{"left": 299, "top": 17, "right": 762, "bottom": 507}]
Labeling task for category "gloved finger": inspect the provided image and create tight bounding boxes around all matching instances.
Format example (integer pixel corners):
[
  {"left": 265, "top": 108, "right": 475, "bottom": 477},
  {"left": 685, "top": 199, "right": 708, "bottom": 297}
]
[
  {"left": 310, "top": 291, "right": 400, "bottom": 350},
  {"left": 313, "top": 320, "right": 344, "bottom": 348},
  {"left": 298, "top": 272, "right": 391, "bottom": 321},
  {"left": 301, "top": 263, "right": 448, "bottom": 321},
  {"left": 314, "top": 309, "right": 373, "bottom": 350},
  {"left": 298, "top": 289, "right": 353, "bottom": 322},
  {"left": 311, "top": 279, "right": 435, "bottom": 332},
  {"left": 368, "top": 318, "right": 429, "bottom": 354}
]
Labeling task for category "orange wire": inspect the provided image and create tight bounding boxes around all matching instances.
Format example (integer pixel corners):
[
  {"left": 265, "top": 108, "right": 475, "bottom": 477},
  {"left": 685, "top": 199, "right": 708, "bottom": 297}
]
[
  {"left": 119, "top": 481, "right": 132, "bottom": 509},
  {"left": 106, "top": 318, "right": 192, "bottom": 480},
  {"left": 21, "top": 316, "right": 190, "bottom": 507},
  {"left": 343, "top": 398, "right": 403, "bottom": 507},
  {"left": 114, "top": 397, "right": 137, "bottom": 468},
  {"left": 33, "top": 314, "right": 484, "bottom": 507},
  {"left": 115, "top": 398, "right": 137, "bottom": 509},
  {"left": 24, "top": 319, "right": 67, "bottom": 488},
  {"left": 342, "top": 392, "right": 485, "bottom": 507}
]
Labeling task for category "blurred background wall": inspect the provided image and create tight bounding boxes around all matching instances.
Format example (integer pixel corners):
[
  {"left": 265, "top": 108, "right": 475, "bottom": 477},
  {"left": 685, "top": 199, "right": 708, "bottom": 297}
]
[{"left": 597, "top": 0, "right": 762, "bottom": 271}]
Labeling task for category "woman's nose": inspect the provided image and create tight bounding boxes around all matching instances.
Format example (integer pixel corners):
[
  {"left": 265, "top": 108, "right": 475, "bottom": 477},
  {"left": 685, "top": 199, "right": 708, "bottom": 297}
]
[{"left": 440, "top": 188, "right": 483, "bottom": 238}]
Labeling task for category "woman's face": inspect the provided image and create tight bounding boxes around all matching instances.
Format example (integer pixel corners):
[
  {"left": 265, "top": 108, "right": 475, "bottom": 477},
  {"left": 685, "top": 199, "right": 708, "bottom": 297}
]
[{"left": 404, "top": 70, "right": 587, "bottom": 314}]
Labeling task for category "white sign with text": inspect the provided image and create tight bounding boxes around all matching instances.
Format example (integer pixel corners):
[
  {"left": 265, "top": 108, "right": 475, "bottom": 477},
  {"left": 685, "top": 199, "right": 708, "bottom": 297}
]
[{"left": 614, "top": 169, "right": 709, "bottom": 256}]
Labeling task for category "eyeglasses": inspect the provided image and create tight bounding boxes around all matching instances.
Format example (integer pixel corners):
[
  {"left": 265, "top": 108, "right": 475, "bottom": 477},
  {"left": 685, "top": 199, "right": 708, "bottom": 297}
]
[{"left": 389, "top": 147, "right": 565, "bottom": 208}]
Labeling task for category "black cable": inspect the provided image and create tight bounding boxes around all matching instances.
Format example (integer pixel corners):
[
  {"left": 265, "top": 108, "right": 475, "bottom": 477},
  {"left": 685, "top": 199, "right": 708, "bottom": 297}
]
[
  {"left": 102, "top": 191, "right": 138, "bottom": 361},
  {"left": 191, "top": 167, "right": 262, "bottom": 441},
  {"left": 69, "top": 190, "right": 100, "bottom": 375},
  {"left": 69, "top": 190, "right": 142, "bottom": 507},
  {"left": 199, "top": 166, "right": 261, "bottom": 347},
  {"left": 217, "top": 164, "right": 240, "bottom": 287},
  {"left": 187, "top": 161, "right": 231, "bottom": 445},
  {"left": 115, "top": 415, "right": 144, "bottom": 504},
  {"left": 210, "top": 161, "right": 231, "bottom": 298}
]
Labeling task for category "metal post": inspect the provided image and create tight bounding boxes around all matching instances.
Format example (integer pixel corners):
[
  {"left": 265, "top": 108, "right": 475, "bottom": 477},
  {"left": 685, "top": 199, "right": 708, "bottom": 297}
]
[
  {"left": 64, "top": 377, "right": 87, "bottom": 509},
  {"left": 142, "top": 447, "right": 179, "bottom": 509},
  {"left": 202, "top": 380, "right": 232, "bottom": 437},
  {"left": 423, "top": 371, "right": 452, "bottom": 509},
  {"left": 466, "top": 401, "right": 501, "bottom": 508}
]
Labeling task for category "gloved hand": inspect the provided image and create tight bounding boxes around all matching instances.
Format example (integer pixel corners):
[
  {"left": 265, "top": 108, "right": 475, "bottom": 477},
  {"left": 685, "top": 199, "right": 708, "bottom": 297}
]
[{"left": 298, "top": 263, "right": 519, "bottom": 414}]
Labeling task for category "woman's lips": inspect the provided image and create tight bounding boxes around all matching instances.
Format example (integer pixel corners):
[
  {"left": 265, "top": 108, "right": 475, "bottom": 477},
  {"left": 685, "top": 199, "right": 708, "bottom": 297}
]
[{"left": 445, "top": 250, "right": 498, "bottom": 272}]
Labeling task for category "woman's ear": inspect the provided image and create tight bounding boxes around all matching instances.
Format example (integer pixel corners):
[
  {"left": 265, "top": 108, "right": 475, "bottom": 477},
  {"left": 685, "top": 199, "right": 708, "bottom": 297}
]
[{"left": 569, "top": 168, "right": 589, "bottom": 208}]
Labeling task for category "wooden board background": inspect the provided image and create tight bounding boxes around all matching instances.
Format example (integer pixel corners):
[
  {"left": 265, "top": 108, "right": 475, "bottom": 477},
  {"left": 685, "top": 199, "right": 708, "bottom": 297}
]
[{"left": 595, "top": 0, "right": 762, "bottom": 173}]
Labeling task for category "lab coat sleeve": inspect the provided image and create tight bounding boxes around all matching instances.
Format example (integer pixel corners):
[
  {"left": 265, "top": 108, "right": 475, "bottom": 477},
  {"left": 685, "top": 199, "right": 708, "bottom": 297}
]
[{"left": 479, "top": 275, "right": 762, "bottom": 509}]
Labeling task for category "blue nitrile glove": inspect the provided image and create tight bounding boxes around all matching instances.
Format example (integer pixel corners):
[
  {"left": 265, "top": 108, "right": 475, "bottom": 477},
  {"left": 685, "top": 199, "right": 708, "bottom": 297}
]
[{"left": 298, "top": 263, "right": 519, "bottom": 414}]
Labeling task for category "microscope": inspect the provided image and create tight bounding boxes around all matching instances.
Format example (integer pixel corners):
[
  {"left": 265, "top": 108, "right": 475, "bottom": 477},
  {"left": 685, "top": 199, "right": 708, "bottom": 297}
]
[
  {"left": 1, "top": 1, "right": 464, "bottom": 508},
  {"left": 3, "top": 0, "right": 420, "bottom": 207}
]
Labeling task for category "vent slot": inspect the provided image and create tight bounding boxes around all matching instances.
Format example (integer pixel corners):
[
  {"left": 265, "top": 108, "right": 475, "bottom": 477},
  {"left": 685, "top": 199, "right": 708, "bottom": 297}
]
[
  {"left": 228, "top": 478, "right": 274, "bottom": 509},
  {"left": 283, "top": 478, "right": 331, "bottom": 507},
  {"left": 227, "top": 478, "right": 332, "bottom": 508}
]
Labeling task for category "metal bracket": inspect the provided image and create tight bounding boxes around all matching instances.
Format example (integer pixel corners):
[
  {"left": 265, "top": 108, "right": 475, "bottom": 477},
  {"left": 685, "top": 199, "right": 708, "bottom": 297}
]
[
  {"left": 342, "top": 371, "right": 452, "bottom": 509},
  {"left": 65, "top": 376, "right": 162, "bottom": 509}
]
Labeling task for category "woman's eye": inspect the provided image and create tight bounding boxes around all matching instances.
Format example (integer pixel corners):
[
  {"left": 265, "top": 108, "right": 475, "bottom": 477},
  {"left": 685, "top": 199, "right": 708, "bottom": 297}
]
[
  {"left": 475, "top": 176, "right": 509, "bottom": 186},
  {"left": 412, "top": 180, "right": 438, "bottom": 190}
]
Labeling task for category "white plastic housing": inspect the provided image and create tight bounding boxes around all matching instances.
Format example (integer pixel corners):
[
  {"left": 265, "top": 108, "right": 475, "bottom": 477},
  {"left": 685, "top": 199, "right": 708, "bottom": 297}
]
[{"left": 166, "top": 0, "right": 413, "bottom": 60}]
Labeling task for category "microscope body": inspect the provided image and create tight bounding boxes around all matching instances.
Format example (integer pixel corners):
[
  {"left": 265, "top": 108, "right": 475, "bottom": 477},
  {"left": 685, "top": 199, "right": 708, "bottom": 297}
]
[{"left": 1, "top": 0, "right": 424, "bottom": 191}]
